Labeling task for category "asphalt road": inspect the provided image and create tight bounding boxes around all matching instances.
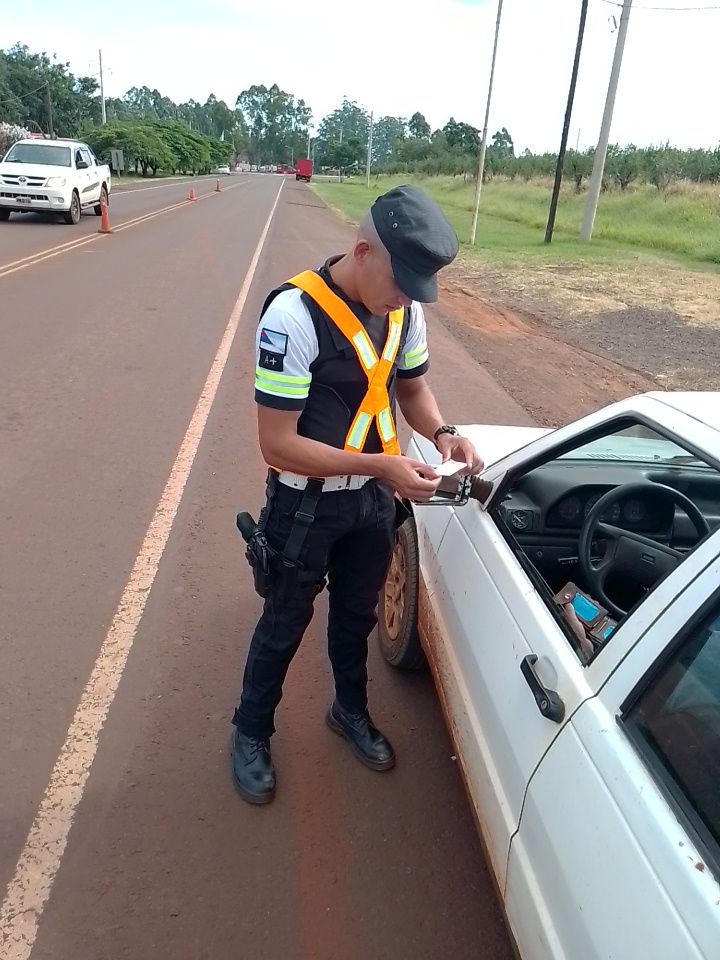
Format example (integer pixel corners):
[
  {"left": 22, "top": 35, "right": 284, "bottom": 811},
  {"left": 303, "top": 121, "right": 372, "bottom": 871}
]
[{"left": 0, "top": 174, "right": 529, "bottom": 960}]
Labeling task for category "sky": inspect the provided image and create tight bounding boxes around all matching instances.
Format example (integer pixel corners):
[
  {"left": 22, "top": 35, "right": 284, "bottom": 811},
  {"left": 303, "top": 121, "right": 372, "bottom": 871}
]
[{"left": 3, "top": 0, "right": 719, "bottom": 153}]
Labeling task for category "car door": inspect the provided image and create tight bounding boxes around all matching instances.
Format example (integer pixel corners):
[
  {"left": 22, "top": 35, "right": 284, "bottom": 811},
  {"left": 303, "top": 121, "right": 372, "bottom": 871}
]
[
  {"left": 419, "top": 398, "right": 718, "bottom": 890},
  {"left": 80, "top": 147, "right": 99, "bottom": 202},
  {"left": 506, "top": 545, "right": 720, "bottom": 960}
]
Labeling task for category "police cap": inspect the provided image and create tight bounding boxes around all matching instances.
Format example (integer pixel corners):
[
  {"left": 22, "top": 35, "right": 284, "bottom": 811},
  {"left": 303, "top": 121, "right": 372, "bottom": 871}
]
[{"left": 370, "top": 184, "right": 459, "bottom": 303}]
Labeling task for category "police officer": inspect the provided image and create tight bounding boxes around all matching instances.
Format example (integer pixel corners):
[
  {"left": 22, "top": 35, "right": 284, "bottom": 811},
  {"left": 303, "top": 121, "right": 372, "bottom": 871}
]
[{"left": 232, "top": 184, "right": 482, "bottom": 804}]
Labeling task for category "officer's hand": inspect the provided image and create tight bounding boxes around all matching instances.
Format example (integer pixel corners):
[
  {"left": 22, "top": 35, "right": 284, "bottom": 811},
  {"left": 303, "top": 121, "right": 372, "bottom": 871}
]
[
  {"left": 435, "top": 434, "right": 484, "bottom": 475},
  {"left": 382, "top": 456, "right": 441, "bottom": 501}
]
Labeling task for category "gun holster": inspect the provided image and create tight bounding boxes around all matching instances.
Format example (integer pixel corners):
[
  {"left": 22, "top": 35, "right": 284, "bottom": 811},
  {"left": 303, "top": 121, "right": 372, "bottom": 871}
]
[
  {"left": 236, "top": 476, "right": 324, "bottom": 601},
  {"left": 237, "top": 511, "right": 305, "bottom": 600}
]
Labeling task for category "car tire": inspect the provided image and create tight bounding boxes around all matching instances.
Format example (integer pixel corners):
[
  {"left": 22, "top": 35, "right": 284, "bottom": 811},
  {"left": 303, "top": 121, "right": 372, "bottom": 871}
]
[
  {"left": 0, "top": 209, "right": 10, "bottom": 221},
  {"left": 378, "top": 517, "right": 426, "bottom": 671},
  {"left": 63, "top": 191, "right": 81, "bottom": 225},
  {"left": 94, "top": 184, "right": 108, "bottom": 217}
]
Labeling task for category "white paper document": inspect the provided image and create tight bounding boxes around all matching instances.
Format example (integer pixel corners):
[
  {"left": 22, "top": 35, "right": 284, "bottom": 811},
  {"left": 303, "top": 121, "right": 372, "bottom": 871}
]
[{"left": 434, "top": 459, "right": 469, "bottom": 477}]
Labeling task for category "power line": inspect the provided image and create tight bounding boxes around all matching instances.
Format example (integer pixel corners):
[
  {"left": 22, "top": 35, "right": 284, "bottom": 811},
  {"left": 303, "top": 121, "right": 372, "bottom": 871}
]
[
  {"left": 600, "top": 0, "right": 720, "bottom": 10},
  {"left": 0, "top": 81, "right": 48, "bottom": 105}
]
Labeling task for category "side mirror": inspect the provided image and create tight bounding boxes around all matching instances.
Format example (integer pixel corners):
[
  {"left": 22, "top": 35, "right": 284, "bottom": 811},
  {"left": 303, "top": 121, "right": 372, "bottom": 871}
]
[{"left": 76, "top": 159, "right": 89, "bottom": 170}]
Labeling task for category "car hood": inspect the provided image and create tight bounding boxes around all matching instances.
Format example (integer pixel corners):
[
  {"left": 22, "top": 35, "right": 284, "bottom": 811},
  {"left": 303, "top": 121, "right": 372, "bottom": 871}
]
[
  {"left": 412, "top": 423, "right": 551, "bottom": 469},
  {"left": 0, "top": 162, "right": 69, "bottom": 179}
]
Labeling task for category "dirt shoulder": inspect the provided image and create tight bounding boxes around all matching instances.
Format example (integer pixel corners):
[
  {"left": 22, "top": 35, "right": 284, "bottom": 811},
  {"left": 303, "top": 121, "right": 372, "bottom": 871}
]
[{"left": 440, "top": 252, "right": 720, "bottom": 422}]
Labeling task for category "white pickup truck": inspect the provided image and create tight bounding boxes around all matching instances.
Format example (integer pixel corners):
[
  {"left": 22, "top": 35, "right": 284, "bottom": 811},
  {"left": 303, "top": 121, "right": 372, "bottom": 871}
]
[{"left": 0, "top": 138, "right": 111, "bottom": 225}]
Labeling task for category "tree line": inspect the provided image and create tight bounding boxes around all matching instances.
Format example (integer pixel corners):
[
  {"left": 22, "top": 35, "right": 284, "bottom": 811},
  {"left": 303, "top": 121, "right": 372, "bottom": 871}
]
[{"left": 2, "top": 42, "right": 719, "bottom": 188}]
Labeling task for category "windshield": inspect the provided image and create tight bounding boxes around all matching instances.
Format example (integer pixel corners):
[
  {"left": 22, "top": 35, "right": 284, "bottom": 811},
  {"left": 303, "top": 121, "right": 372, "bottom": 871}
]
[
  {"left": 559, "top": 425, "right": 705, "bottom": 466},
  {"left": 4, "top": 143, "right": 72, "bottom": 167}
]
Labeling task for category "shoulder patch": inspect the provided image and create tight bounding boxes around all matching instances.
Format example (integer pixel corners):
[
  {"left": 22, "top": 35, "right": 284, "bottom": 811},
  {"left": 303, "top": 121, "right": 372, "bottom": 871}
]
[{"left": 259, "top": 328, "right": 288, "bottom": 355}]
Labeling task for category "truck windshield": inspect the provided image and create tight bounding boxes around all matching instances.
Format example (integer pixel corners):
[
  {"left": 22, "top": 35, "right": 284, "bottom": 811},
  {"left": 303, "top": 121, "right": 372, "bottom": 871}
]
[{"left": 5, "top": 143, "right": 72, "bottom": 167}]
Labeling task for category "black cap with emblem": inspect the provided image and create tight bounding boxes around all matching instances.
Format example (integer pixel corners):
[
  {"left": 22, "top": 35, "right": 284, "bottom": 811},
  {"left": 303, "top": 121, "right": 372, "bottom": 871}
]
[{"left": 370, "top": 184, "right": 459, "bottom": 303}]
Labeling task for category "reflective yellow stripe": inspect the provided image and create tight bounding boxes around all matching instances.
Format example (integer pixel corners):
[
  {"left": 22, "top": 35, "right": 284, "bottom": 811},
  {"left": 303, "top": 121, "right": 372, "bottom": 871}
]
[
  {"left": 255, "top": 366, "right": 311, "bottom": 385},
  {"left": 403, "top": 342, "right": 428, "bottom": 367},
  {"left": 347, "top": 411, "right": 373, "bottom": 449},
  {"left": 255, "top": 376, "right": 309, "bottom": 397},
  {"left": 382, "top": 320, "right": 403, "bottom": 362},
  {"left": 377, "top": 407, "right": 395, "bottom": 443},
  {"left": 352, "top": 331, "right": 377, "bottom": 371}
]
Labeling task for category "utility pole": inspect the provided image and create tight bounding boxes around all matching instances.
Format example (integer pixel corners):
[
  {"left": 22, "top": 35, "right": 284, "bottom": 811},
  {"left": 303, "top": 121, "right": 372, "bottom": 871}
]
[
  {"left": 366, "top": 111, "right": 373, "bottom": 189},
  {"left": 306, "top": 126, "right": 311, "bottom": 159},
  {"left": 99, "top": 48, "right": 107, "bottom": 124},
  {"left": 45, "top": 81, "right": 55, "bottom": 139},
  {"left": 545, "top": 0, "right": 589, "bottom": 244},
  {"left": 580, "top": 0, "right": 633, "bottom": 241},
  {"left": 470, "top": 0, "right": 504, "bottom": 246}
]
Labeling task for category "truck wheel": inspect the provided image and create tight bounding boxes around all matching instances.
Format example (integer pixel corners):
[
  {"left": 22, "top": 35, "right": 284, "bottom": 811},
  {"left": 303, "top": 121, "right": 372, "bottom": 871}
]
[
  {"left": 0, "top": 209, "right": 10, "bottom": 222},
  {"left": 377, "top": 518, "right": 426, "bottom": 671},
  {"left": 94, "top": 185, "right": 108, "bottom": 217},
  {"left": 62, "top": 191, "right": 81, "bottom": 225}
]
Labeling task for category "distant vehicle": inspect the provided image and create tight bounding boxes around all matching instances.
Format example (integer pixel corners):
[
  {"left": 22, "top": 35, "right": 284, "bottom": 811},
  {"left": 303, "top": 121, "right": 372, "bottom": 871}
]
[
  {"left": 0, "top": 138, "right": 111, "bottom": 225},
  {"left": 212, "top": 164, "right": 231, "bottom": 176},
  {"left": 295, "top": 158, "right": 313, "bottom": 182}
]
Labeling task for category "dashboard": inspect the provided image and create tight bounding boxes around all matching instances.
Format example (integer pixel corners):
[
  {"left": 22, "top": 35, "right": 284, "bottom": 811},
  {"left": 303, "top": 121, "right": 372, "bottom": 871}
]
[
  {"left": 545, "top": 486, "right": 669, "bottom": 531},
  {"left": 496, "top": 462, "right": 720, "bottom": 543}
]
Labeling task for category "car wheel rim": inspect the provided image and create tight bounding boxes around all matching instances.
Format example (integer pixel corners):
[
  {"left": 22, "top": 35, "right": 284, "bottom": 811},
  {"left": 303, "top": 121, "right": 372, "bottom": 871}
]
[{"left": 384, "top": 541, "right": 406, "bottom": 642}]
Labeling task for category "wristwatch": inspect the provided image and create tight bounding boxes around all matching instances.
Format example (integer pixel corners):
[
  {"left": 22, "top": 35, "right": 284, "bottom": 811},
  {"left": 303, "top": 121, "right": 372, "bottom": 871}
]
[{"left": 433, "top": 424, "right": 459, "bottom": 447}]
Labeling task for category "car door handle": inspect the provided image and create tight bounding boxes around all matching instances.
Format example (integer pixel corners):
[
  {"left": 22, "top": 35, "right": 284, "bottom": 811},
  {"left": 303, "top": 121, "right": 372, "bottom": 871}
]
[{"left": 521, "top": 655, "right": 565, "bottom": 723}]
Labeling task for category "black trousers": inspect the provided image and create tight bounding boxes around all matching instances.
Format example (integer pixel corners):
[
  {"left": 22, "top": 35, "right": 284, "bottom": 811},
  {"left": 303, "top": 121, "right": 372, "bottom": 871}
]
[{"left": 233, "top": 477, "right": 398, "bottom": 738}]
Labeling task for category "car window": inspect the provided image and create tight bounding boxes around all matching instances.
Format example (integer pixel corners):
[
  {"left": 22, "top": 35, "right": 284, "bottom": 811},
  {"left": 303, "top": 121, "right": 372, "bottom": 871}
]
[
  {"left": 559, "top": 425, "right": 704, "bottom": 466},
  {"left": 491, "top": 419, "right": 718, "bottom": 663},
  {"left": 4, "top": 142, "right": 72, "bottom": 167},
  {"left": 624, "top": 598, "right": 720, "bottom": 859},
  {"left": 81, "top": 148, "right": 93, "bottom": 166}
]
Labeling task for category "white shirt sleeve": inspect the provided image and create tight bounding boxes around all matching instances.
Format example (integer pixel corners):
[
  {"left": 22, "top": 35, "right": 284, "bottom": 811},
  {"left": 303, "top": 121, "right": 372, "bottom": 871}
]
[
  {"left": 254, "top": 289, "right": 319, "bottom": 409},
  {"left": 396, "top": 302, "right": 429, "bottom": 375}
]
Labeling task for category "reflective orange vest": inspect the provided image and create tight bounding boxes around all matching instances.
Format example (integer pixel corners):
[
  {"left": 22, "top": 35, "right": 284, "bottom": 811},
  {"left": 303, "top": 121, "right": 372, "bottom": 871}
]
[{"left": 288, "top": 271, "right": 403, "bottom": 456}]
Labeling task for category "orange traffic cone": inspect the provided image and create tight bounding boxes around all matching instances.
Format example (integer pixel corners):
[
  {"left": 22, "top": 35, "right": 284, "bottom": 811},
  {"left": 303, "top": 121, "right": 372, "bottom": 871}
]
[
  {"left": 98, "top": 194, "right": 113, "bottom": 234},
  {"left": 215, "top": 178, "right": 221, "bottom": 193},
  {"left": 188, "top": 187, "right": 196, "bottom": 202}
]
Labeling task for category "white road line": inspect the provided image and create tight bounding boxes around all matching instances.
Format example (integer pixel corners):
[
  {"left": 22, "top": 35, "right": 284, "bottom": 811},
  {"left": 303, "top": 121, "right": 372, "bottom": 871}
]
[
  {"left": 0, "top": 180, "right": 251, "bottom": 280},
  {"left": 0, "top": 177, "right": 284, "bottom": 960}
]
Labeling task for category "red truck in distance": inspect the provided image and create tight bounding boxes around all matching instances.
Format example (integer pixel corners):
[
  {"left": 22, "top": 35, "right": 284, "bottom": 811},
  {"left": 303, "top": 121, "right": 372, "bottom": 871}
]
[{"left": 295, "top": 158, "right": 312, "bottom": 182}]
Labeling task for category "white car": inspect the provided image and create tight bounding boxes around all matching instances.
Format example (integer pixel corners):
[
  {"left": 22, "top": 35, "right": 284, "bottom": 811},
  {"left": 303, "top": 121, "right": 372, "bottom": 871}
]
[
  {"left": 0, "top": 138, "right": 111, "bottom": 225},
  {"left": 380, "top": 392, "right": 720, "bottom": 960},
  {"left": 212, "top": 164, "right": 231, "bottom": 176}
]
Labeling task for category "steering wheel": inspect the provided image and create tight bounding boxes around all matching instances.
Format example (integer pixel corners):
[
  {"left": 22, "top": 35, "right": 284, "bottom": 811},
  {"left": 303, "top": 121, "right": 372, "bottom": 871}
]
[{"left": 578, "top": 482, "right": 709, "bottom": 619}]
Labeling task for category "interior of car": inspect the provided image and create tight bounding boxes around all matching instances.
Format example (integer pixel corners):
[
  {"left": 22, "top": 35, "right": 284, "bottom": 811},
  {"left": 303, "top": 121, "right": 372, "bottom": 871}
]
[{"left": 491, "top": 420, "right": 720, "bottom": 663}]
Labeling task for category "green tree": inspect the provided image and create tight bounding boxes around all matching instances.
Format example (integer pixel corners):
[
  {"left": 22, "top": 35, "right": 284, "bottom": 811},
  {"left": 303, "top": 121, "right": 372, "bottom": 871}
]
[
  {"left": 407, "top": 111, "right": 431, "bottom": 140},
  {"left": 316, "top": 98, "right": 370, "bottom": 166},
  {"left": 443, "top": 118, "right": 480, "bottom": 155},
  {"left": 641, "top": 144, "right": 681, "bottom": 192},
  {"left": 371, "top": 115, "right": 406, "bottom": 167},
  {"left": 563, "top": 149, "right": 593, "bottom": 192},
  {"left": 606, "top": 144, "right": 640, "bottom": 191},
  {"left": 489, "top": 127, "right": 514, "bottom": 157},
  {"left": 236, "top": 83, "right": 311, "bottom": 165},
  {"left": 0, "top": 43, "right": 98, "bottom": 136},
  {"left": 325, "top": 138, "right": 364, "bottom": 173}
]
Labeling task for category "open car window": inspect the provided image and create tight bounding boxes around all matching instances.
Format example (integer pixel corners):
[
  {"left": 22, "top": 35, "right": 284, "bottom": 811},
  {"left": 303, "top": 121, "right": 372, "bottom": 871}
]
[{"left": 491, "top": 419, "right": 719, "bottom": 664}]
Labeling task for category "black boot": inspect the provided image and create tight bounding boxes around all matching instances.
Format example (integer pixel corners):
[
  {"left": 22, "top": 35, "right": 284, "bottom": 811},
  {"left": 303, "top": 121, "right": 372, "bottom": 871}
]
[
  {"left": 326, "top": 700, "right": 395, "bottom": 771},
  {"left": 231, "top": 728, "right": 276, "bottom": 804}
]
